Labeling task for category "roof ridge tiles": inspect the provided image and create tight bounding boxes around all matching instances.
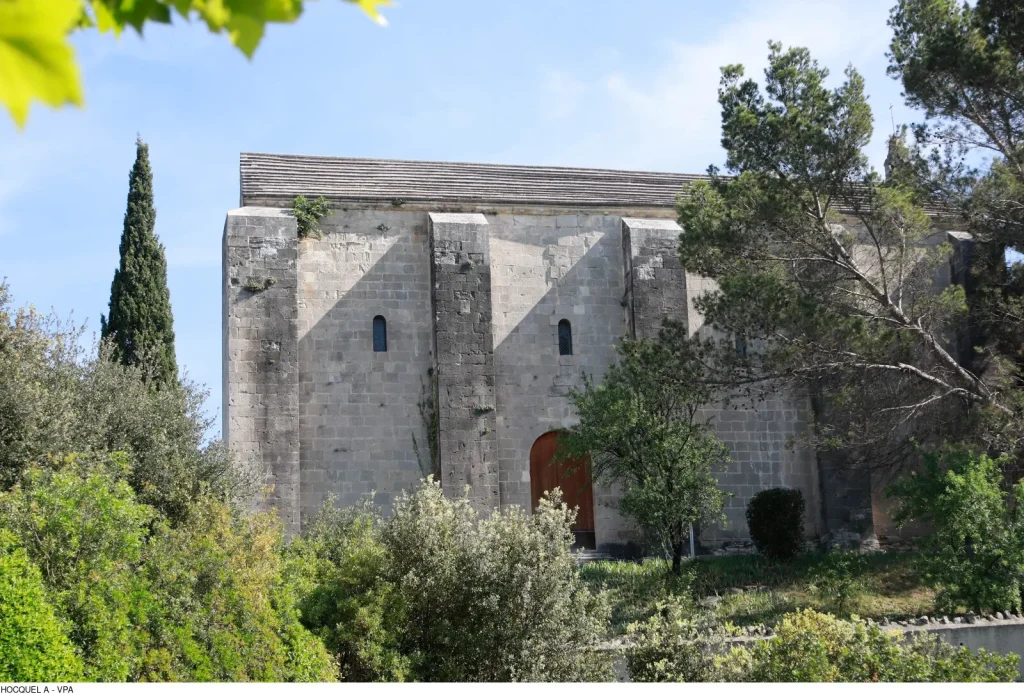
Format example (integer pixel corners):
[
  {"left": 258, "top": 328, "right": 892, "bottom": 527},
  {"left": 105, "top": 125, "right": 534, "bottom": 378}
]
[{"left": 237, "top": 152, "right": 950, "bottom": 217}]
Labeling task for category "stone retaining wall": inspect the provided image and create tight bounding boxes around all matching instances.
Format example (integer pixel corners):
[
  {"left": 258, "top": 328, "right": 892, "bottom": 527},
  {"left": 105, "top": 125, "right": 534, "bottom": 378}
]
[{"left": 607, "top": 616, "right": 1024, "bottom": 681}]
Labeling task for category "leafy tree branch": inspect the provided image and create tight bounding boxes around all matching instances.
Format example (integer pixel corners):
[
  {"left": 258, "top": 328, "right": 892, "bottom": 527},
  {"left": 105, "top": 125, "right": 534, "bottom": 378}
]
[{"left": 0, "top": 0, "right": 391, "bottom": 127}]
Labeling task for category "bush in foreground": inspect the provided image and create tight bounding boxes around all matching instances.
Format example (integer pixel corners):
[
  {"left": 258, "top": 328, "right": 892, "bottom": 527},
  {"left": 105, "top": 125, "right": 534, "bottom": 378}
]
[
  {"left": 889, "top": 447, "right": 1024, "bottom": 614},
  {"left": 288, "top": 501, "right": 405, "bottom": 681},
  {"left": 627, "top": 608, "right": 1018, "bottom": 682},
  {"left": 626, "top": 598, "right": 729, "bottom": 682},
  {"left": 0, "top": 530, "right": 83, "bottom": 682},
  {"left": 0, "top": 455, "right": 335, "bottom": 682},
  {"left": 728, "top": 610, "right": 1018, "bottom": 682},
  {"left": 140, "top": 496, "right": 337, "bottom": 682},
  {"left": 293, "top": 479, "right": 613, "bottom": 682},
  {"left": 746, "top": 488, "right": 804, "bottom": 561}
]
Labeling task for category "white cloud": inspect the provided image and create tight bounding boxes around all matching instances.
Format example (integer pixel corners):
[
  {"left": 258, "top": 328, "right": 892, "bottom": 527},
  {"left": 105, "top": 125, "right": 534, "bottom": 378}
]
[{"left": 538, "top": 0, "right": 914, "bottom": 174}]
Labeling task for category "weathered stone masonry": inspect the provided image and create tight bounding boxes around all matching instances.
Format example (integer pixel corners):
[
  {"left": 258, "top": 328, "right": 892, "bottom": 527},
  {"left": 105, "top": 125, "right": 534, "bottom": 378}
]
[
  {"left": 223, "top": 208, "right": 301, "bottom": 535},
  {"left": 294, "top": 209, "right": 433, "bottom": 521},
  {"left": 428, "top": 213, "right": 500, "bottom": 512},
  {"left": 621, "top": 217, "right": 689, "bottom": 339},
  {"left": 224, "top": 153, "right": 942, "bottom": 552}
]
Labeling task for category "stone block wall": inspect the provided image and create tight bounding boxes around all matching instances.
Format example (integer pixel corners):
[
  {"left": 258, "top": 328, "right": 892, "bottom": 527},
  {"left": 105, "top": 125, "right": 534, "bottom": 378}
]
[
  {"left": 621, "top": 217, "right": 823, "bottom": 547},
  {"left": 428, "top": 213, "right": 500, "bottom": 513},
  {"left": 295, "top": 209, "right": 433, "bottom": 519},
  {"left": 223, "top": 208, "right": 301, "bottom": 535},
  {"left": 621, "top": 217, "right": 689, "bottom": 338},
  {"left": 489, "top": 212, "right": 633, "bottom": 550},
  {"left": 699, "top": 396, "right": 823, "bottom": 545},
  {"left": 224, "top": 202, "right": 827, "bottom": 550}
]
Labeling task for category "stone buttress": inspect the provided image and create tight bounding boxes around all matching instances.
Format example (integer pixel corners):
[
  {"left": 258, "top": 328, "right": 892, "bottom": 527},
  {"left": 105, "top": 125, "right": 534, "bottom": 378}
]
[
  {"left": 223, "top": 208, "right": 301, "bottom": 535},
  {"left": 428, "top": 213, "right": 501, "bottom": 513}
]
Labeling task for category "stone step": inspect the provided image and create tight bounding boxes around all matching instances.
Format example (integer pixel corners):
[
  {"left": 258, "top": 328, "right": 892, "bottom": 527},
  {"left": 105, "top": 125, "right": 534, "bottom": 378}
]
[{"left": 574, "top": 550, "right": 617, "bottom": 565}]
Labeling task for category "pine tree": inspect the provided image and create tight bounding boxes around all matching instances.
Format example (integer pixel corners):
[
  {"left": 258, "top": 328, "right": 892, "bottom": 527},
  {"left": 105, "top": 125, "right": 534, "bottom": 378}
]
[{"left": 101, "top": 137, "right": 178, "bottom": 387}]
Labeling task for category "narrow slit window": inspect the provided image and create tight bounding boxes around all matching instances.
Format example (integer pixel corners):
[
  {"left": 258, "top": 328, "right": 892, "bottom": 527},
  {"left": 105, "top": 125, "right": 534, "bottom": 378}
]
[
  {"left": 558, "top": 319, "right": 573, "bottom": 356},
  {"left": 373, "top": 315, "right": 387, "bottom": 352},
  {"left": 735, "top": 334, "right": 747, "bottom": 359}
]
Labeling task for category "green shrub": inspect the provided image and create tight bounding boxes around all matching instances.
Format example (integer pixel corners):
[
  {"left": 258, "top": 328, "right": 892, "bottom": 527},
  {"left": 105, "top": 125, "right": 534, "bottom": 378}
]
[
  {"left": 387, "top": 481, "right": 611, "bottom": 681},
  {"left": 721, "top": 610, "right": 1018, "bottom": 682},
  {"left": 625, "top": 599, "right": 730, "bottom": 682},
  {"left": 628, "top": 608, "right": 1018, "bottom": 682},
  {"left": 0, "top": 530, "right": 83, "bottom": 682},
  {"left": 289, "top": 501, "right": 407, "bottom": 681},
  {"left": 295, "top": 479, "right": 612, "bottom": 682},
  {"left": 140, "top": 498, "right": 337, "bottom": 682},
  {"left": 0, "top": 285, "right": 255, "bottom": 522},
  {"left": 889, "top": 447, "right": 1024, "bottom": 614},
  {"left": 291, "top": 195, "right": 332, "bottom": 239},
  {"left": 808, "top": 550, "right": 865, "bottom": 616},
  {"left": 746, "top": 488, "right": 804, "bottom": 561},
  {"left": 0, "top": 454, "right": 155, "bottom": 681},
  {"left": 0, "top": 456, "right": 335, "bottom": 682}
]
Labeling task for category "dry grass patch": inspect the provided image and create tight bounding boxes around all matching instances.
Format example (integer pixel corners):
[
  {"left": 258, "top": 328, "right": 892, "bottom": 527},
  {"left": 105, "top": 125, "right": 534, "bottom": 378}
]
[{"left": 580, "top": 551, "right": 936, "bottom": 634}]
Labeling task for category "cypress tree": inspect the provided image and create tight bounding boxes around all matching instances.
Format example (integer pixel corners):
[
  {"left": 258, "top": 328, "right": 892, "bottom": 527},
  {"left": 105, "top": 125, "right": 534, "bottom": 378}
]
[{"left": 101, "top": 137, "right": 178, "bottom": 387}]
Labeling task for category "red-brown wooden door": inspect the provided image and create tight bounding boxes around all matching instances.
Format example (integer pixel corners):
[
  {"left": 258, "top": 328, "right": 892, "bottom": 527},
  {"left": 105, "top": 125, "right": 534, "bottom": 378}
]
[{"left": 530, "top": 432, "right": 595, "bottom": 549}]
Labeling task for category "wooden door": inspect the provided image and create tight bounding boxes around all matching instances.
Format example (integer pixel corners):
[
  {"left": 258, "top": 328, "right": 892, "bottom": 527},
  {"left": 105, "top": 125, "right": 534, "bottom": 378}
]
[{"left": 530, "top": 432, "right": 595, "bottom": 549}]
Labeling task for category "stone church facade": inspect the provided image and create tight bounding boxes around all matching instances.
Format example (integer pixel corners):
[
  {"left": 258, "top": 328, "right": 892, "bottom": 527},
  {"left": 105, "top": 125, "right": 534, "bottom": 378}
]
[{"left": 223, "top": 153, "right": 948, "bottom": 554}]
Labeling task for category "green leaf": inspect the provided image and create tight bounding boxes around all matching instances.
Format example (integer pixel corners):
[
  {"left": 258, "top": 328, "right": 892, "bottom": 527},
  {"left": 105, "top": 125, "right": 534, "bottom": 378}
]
[
  {"left": 221, "top": 0, "right": 305, "bottom": 58},
  {"left": 101, "top": 0, "right": 172, "bottom": 32},
  {"left": 0, "top": 0, "right": 85, "bottom": 127},
  {"left": 350, "top": 0, "right": 392, "bottom": 26},
  {"left": 2, "top": 0, "right": 390, "bottom": 126},
  {"left": 224, "top": 11, "right": 267, "bottom": 58},
  {"left": 89, "top": 1, "right": 122, "bottom": 35}
]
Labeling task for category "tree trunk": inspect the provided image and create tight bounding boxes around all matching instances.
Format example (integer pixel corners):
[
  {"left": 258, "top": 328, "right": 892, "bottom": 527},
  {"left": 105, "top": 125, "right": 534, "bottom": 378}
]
[{"left": 671, "top": 540, "right": 685, "bottom": 574}]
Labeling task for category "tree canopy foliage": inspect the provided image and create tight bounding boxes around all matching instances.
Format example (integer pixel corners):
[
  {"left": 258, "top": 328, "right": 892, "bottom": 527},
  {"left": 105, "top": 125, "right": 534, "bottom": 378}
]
[
  {"left": 0, "top": 529, "right": 83, "bottom": 681},
  {"left": 101, "top": 137, "right": 178, "bottom": 388},
  {"left": 0, "top": 281, "right": 250, "bottom": 521},
  {"left": 888, "top": 0, "right": 1024, "bottom": 454},
  {"left": 0, "top": 455, "right": 337, "bottom": 682},
  {"left": 889, "top": 0, "right": 1024, "bottom": 244},
  {"left": 561, "top": 336, "right": 730, "bottom": 572},
  {"left": 292, "top": 480, "right": 613, "bottom": 682},
  {"left": 0, "top": 0, "right": 391, "bottom": 127},
  {"left": 674, "top": 41, "right": 1017, "bottom": 470},
  {"left": 889, "top": 447, "right": 1024, "bottom": 613}
]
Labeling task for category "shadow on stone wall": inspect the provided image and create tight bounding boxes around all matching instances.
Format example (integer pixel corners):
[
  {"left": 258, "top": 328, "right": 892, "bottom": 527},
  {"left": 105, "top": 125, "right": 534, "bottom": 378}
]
[
  {"left": 487, "top": 217, "right": 635, "bottom": 553},
  {"left": 295, "top": 212, "right": 433, "bottom": 525}
]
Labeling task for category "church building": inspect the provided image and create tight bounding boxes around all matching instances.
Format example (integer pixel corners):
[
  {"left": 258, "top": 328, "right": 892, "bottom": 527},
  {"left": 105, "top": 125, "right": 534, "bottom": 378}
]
[{"left": 223, "top": 153, "right": 944, "bottom": 554}]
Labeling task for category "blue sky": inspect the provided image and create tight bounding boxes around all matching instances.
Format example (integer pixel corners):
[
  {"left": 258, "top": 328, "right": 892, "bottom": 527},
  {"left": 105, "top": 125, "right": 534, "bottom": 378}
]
[{"left": 2, "top": 0, "right": 918, "bottom": 435}]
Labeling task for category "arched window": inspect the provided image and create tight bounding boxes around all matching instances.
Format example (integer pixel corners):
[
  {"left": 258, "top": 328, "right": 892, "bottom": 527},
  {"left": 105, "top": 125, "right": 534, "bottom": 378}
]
[
  {"left": 373, "top": 315, "right": 387, "bottom": 352},
  {"left": 735, "top": 334, "right": 747, "bottom": 359},
  {"left": 558, "top": 319, "right": 573, "bottom": 356}
]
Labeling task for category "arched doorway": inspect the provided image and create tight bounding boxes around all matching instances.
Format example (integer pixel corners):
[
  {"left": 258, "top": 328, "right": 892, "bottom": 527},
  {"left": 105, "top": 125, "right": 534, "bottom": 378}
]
[{"left": 530, "top": 432, "right": 596, "bottom": 549}]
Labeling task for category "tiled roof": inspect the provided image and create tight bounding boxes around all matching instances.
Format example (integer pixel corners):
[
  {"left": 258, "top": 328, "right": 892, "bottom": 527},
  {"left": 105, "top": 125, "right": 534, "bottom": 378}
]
[
  {"left": 239, "top": 153, "right": 707, "bottom": 208},
  {"left": 238, "top": 152, "right": 952, "bottom": 219}
]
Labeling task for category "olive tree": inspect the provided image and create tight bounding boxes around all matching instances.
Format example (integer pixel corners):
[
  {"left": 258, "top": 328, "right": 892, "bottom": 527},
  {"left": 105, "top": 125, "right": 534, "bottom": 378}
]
[
  {"left": 293, "top": 479, "right": 613, "bottom": 682},
  {"left": 560, "top": 336, "right": 730, "bottom": 573}
]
